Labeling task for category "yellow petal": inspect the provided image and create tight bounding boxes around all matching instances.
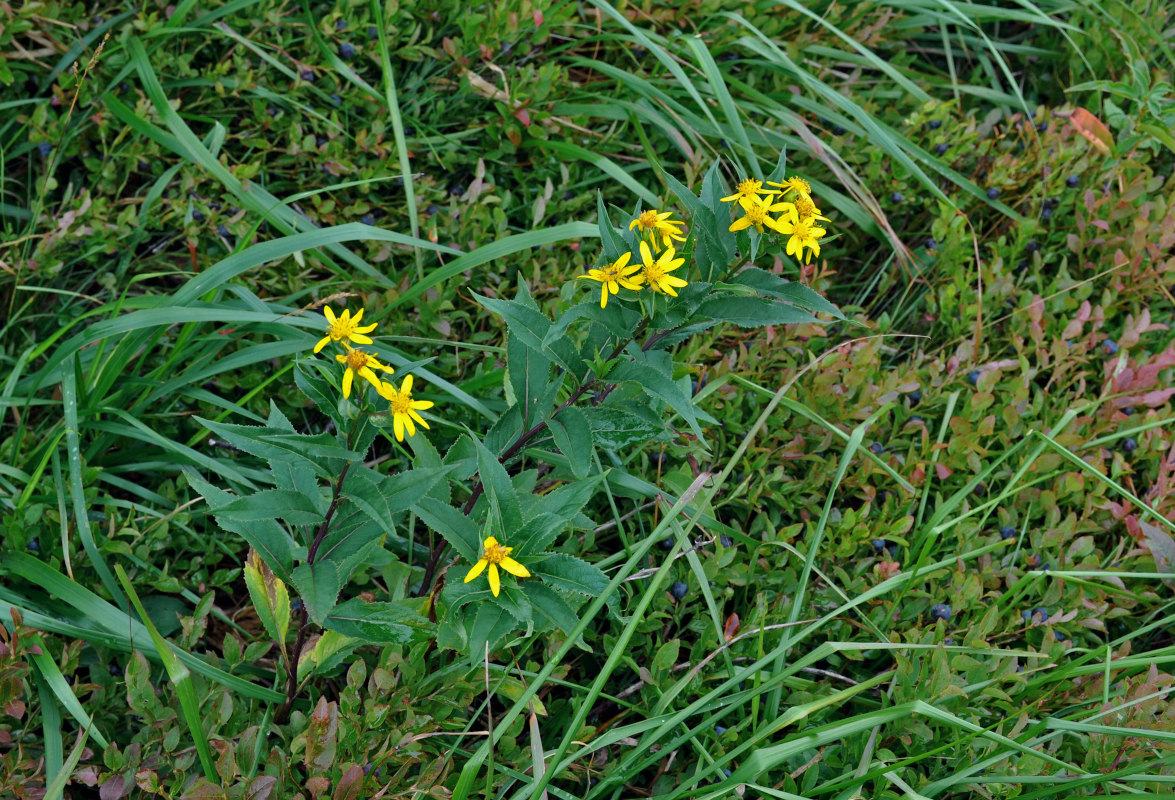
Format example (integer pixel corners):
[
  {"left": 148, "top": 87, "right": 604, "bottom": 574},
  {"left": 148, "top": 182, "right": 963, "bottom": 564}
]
[
  {"left": 359, "top": 366, "right": 382, "bottom": 389},
  {"left": 352, "top": 307, "right": 365, "bottom": 324},
  {"left": 408, "top": 409, "right": 430, "bottom": 428},
  {"left": 313, "top": 336, "right": 331, "bottom": 354},
  {"left": 665, "top": 275, "right": 689, "bottom": 288},
  {"left": 639, "top": 240, "right": 654, "bottom": 267},
  {"left": 402, "top": 374, "right": 414, "bottom": 395},
  {"left": 355, "top": 322, "right": 378, "bottom": 334},
  {"left": 464, "top": 559, "right": 488, "bottom": 583},
  {"left": 719, "top": 192, "right": 740, "bottom": 202},
  {"left": 628, "top": 219, "right": 639, "bottom": 231},
  {"left": 485, "top": 536, "right": 499, "bottom": 548},
  {"left": 729, "top": 217, "right": 752, "bottom": 232},
  {"left": 323, "top": 306, "right": 337, "bottom": 324},
  {"left": 412, "top": 399, "right": 435, "bottom": 410},
  {"left": 500, "top": 557, "right": 531, "bottom": 578},
  {"left": 342, "top": 368, "right": 354, "bottom": 399},
  {"left": 614, "top": 250, "right": 631, "bottom": 269},
  {"left": 351, "top": 333, "right": 374, "bottom": 345},
  {"left": 393, "top": 414, "right": 404, "bottom": 442},
  {"left": 488, "top": 563, "right": 500, "bottom": 596}
]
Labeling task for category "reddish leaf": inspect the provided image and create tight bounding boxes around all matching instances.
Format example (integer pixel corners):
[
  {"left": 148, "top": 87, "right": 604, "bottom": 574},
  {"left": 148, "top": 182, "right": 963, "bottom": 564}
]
[
  {"left": 1069, "top": 108, "right": 1113, "bottom": 154},
  {"left": 333, "top": 764, "right": 366, "bottom": 800},
  {"left": 246, "top": 776, "right": 278, "bottom": 800},
  {"left": 723, "top": 613, "right": 740, "bottom": 642},
  {"left": 100, "top": 775, "right": 128, "bottom": 800}
]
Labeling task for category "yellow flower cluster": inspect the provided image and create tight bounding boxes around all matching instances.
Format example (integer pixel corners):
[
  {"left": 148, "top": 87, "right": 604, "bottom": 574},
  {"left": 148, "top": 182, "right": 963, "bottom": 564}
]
[
  {"left": 579, "top": 209, "right": 690, "bottom": 309},
  {"left": 312, "top": 305, "right": 435, "bottom": 441},
  {"left": 723, "top": 176, "right": 829, "bottom": 264}
]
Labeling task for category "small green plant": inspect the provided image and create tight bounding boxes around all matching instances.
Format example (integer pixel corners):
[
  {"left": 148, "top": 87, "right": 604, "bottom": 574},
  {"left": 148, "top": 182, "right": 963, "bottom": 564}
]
[{"left": 186, "top": 156, "right": 841, "bottom": 720}]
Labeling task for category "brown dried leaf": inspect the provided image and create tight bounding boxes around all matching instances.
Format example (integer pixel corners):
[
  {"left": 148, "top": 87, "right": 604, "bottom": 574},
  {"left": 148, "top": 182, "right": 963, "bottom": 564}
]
[{"left": 1069, "top": 108, "right": 1113, "bottom": 154}]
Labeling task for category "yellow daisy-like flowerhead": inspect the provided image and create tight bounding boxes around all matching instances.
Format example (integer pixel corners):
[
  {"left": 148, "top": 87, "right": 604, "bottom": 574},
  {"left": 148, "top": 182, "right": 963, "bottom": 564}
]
[
  {"left": 720, "top": 178, "right": 772, "bottom": 208},
  {"left": 463, "top": 535, "right": 531, "bottom": 597},
  {"left": 792, "top": 195, "right": 830, "bottom": 223},
  {"left": 778, "top": 215, "right": 827, "bottom": 265},
  {"left": 575, "top": 251, "right": 644, "bottom": 308},
  {"left": 628, "top": 209, "right": 687, "bottom": 251},
  {"left": 376, "top": 374, "right": 435, "bottom": 442},
  {"left": 313, "top": 306, "right": 378, "bottom": 354},
  {"left": 729, "top": 196, "right": 786, "bottom": 235},
  {"left": 767, "top": 176, "right": 813, "bottom": 200},
  {"left": 334, "top": 346, "right": 394, "bottom": 399},
  {"left": 637, "top": 241, "right": 688, "bottom": 297}
]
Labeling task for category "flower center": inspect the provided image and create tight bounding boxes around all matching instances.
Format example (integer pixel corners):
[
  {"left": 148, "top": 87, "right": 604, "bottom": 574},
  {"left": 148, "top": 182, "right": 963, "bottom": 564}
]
[
  {"left": 330, "top": 317, "right": 357, "bottom": 340},
  {"left": 795, "top": 197, "right": 815, "bottom": 218},
  {"left": 737, "top": 178, "right": 761, "bottom": 195},
  {"left": 484, "top": 541, "right": 513, "bottom": 564},
  {"left": 789, "top": 177, "right": 811, "bottom": 195},
  {"left": 643, "top": 262, "right": 666, "bottom": 284},
  {"left": 637, "top": 210, "right": 659, "bottom": 229},
  {"left": 388, "top": 388, "right": 414, "bottom": 415},
  {"left": 792, "top": 218, "right": 813, "bottom": 239},
  {"left": 745, "top": 204, "right": 767, "bottom": 223},
  {"left": 345, "top": 349, "right": 370, "bottom": 369}
]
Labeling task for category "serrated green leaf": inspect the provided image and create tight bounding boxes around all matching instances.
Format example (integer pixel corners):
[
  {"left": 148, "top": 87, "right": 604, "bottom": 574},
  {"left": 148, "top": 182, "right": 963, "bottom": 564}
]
[
  {"left": 511, "top": 512, "right": 565, "bottom": 559},
  {"left": 294, "top": 359, "right": 342, "bottom": 418},
  {"left": 608, "top": 359, "right": 710, "bottom": 441},
  {"left": 729, "top": 267, "right": 843, "bottom": 318},
  {"left": 537, "top": 553, "right": 609, "bottom": 596},
  {"left": 323, "top": 598, "right": 432, "bottom": 643},
  {"left": 473, "top": 435, "right": 523, "bottom": 534},
  {"left": 521, "top": 475, "right": 603, "bottom": 527},
  {"left": 695, "top": 294, "right": 821, "bottom": 327},
  {"left": 596, "top": 191, "right": 631, "bottom": 260},
  {"left": 583, "top": 405, "right": 668, "bottom": 450},
  {"left": 291, "top": 562, "right": 342, "bottom": 625},
  {"left": 547, "top": 406, "right": 593, "bottom": 479},
  {"left": 483, "top": 405, "right": 523, "bottom": 457},
  {"left": 468, "top": 603, "right": 517, "bottom": 663},
  {"left": 343, "top": 466, "right": 452, "bottom": 534},
  {"left": 543, "top": 299, "right": 637, "bottom": 348},
  {"left": 243, "top": 550, "right": 290, "bottom": 651},
  {"left": 523, "top": 582, "right": 584, "bottom": 641},
  {"left": 507, "top": 332, "right": 551, "bottom": 427},
  {"left": 218, "top": 489, "right": 324, "bottom": 526},
  {"left": 413, "top": 497, "right": 482, "bottom": 563}
]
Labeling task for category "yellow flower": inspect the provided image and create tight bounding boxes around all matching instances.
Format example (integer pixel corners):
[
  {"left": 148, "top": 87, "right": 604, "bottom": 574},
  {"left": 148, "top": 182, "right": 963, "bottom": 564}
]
[
  {"left": 576, "top": 251, "right": 644, "bottom": 308},
  {"left": 792, "top": 195, "right": 830, "bottom": 223},
  {"left": 729, "top": 195, "right": 786, "bottom": 234},
  {"left": 313, "top": 306, "right": 378, "bottom": 354},
  {"left": 778, "top": 214, "right": 827, "bottom": 264},
  {"left": 720, "top": 178, "right": 772, "bottom": 209},
  {"left": 638, "top": 241, "right": 688, "bottom": 297},
  {"left": 463, "top": 535, "right": 531, "bottom": 597},
  {"left": 628, "top": 209, "right": 687, "bottom": 250},
  {"left": 376, "top": 374, "right": 435, "bottom": 442},
  {"left": 335, "top": 346, "right": 394, "bottom": 399},
  {"left": 767, "top": 176, "right": 812, "bottom": 200}
]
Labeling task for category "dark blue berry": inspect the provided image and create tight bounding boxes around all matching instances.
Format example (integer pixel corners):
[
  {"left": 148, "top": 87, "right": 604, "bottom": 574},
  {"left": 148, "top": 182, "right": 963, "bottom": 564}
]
[
  {"left": 891, "top": 192, "right": 903, "bottom": 203},
  {"left": 723, "top": 769, "right": 732, "bottom": 778},
  {"left": 361, "top": 213, "right": 375, "bottom": 225},
  {"left": 1123, "top": 438, "right": 1137, "bottom": 452},
  {"left": 300, "top": 68, "right": 315, "bottom": 81},
  {"left": 831, "top": 124, "right": 846, "bottom": 135},
  {"left": 403, "top": 126, "right": 416, "bottom": 136},
  {"left": 1066, "top": 175, "right": 1079, "bottom": 188},
  {"left": 986, "top": 188, "right": 1000, "bottom": 200},
  {"left": 1042, "top": 207, "right": 1053, "bottom": 220},
  {"left": 267, "top": 106, "right": 278, "bottom": 117},
  {"left": 909, "top": 415, "right": 924, "bottom": 425},
  {"left": 290, "top": 598, "right": 304, "bottom": 613},
  {"left": 1122, "top": 407, "right": 1135, "bottom": 416},
  {"left": 935, "top": 143, "right": 950, "bottom": 155},
  {"left": 108, "top": 662, "right": 122, "bottom": 676},
  {"left": 37, "top": 142, "right": 52, "bottom": 157},
  {"left": 368, "top": 25, "right": 378, "bottom": 39},
  {"left": 329, "top": 94, "right": 342, "bottom": 106},
  {"left": 1025, "top": 240, "right": 1039, "bottom": 253},
  {"left": 650, "top": 452, "right": 666, "bottom": 468},
  {"left": 426, "top": 205, "right": 440, "bottom": 215},
  {"left": 1103, "top": 339, "right": 1118, "bottom": 355},
  {"left": 928, "top": 120, "right": 942, "bottom": 129},
  {"left": 1016, "top": 259, "right": 1028, "bottom": 271},
  {"left": 335, "top": 19, "right": 347, "bottom": 30},
  {"left": 869, "top": 442, "right": 884, "bottom": 455},
  {"left": 339, "top": 42, "right": 355, "bottom": 60},
  {"left": 659, "top": 536, "right": 674, "bottom": 551},
  {"left": 1000, "top": 526, "right": 1016, "bottom": 540},
  {"left": 1054, "top": 631, "right": 1066, "bottom": 641},
  {"left": 715, "top": 725, "right": 727, "bottom": 735},
  {"left": 1036, "top": 121, "right": 1048, "bottom": 133},
  {"left": 1033, "top": 607, "right": 1050, "bottom": 622},
  {"left": 27, "top": 538, "right": 39, "bottom": 552},
  {"left": 925, "top": 237, "right": 938, "bottom": 251},
  {"left": 720, "top": 535, "right": 733, "bottom": 548},
  {"left": 967, "top": 370, "right": 981, "bottom": 385},
  {"left": 217, "top": 224, "right": 231, "bottom": 238},
  {"left": 930, "top": 604, "right": 952, "bottom": 622},
  {"left": 908, "top": 387, "right": 922, "bottom": 403},
  {"left": 872, "top": 539, "right": 898, "bottom": 556},
  {"left": 670, "top": 581, "right": 688, "bottom": 601},
  {"left": 316, "top": 135, "right": 328, "bottom": 147}
]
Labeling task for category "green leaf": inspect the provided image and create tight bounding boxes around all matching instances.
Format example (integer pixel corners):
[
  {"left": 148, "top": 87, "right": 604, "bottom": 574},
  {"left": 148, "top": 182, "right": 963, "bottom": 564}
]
[
  {"left": 537, "top": 553, "right": 609, "bottom": 597},
  {"left": 522, "top": 475, "right": 603, "bottom": 527},
  {"left": 694, "top": 294, "right": 822, "bottom": 327},
  {"left": 584, "top": 405, "right": 671, "bottom": 450},
  {"left": 186, "top": 470, "right": 295, "bottom": 580},
  {"left": 483, "top": 405, "right": 523, "bottom": 457},
  {"left": 291, "top": 562, "right": 342, "bottom": 625},
  {"left": 243, "top": 551, "right": 291, "bottom": 653},
  {"left": 474, "top": 293, "right": 583, "bottom": 376},
  {"left": 195, "top": 418, "right": 360, "bottom": 475},
  {"left": 294, "top": 360, "right": 340, "bottom": 419},
  {"left": 543, "top": 299, "right": 637, "bottom": 348},
  {"left": 468, "top": 603, "right": 517, "bottom": 664},
  {"left": 596, "top": 190, "right": 632, "bottom": 260},
  {"left": 511, "top": 513, "right": 565, "bottom": 559},
  {"left": 506, "top": 331, "right": 551, "bottom": 427},
  {"left": 343, "top": 466, "right": 452, "bottom": 534},
  {"left": 608, "top": 358, "right": 711, "bottom": 441},
  {"left": 323, "top": 598, "right": 432, "bottom": 643},
  {"left": 546, "top": 406, "right": 593, "bottom": 479},
  {"left": 218, "top": 489, "right": 325, "bottom": 526},
  {"left": 413, "top": 497, "right": 482, "bottom": 563},
  {"left": 523, "top": 582, "right": 584, "bottom": 640},
  {"left": 728, "top": 267, "right": 843, "bottom": 318},
  {"left": 473, "top": 435, "right": 523, "bottom": 534}
]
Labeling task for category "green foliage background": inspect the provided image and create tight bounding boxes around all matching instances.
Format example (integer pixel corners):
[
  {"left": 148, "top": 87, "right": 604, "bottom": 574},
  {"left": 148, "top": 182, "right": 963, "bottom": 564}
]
[{"left": 2, "top": 0, "right": 1175, "bottom": 798}]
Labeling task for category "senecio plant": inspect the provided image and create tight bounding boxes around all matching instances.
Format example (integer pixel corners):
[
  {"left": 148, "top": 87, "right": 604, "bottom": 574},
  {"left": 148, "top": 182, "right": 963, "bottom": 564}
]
[{"left": 188, "top": 158, "right": 841, "bottom": 719}]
